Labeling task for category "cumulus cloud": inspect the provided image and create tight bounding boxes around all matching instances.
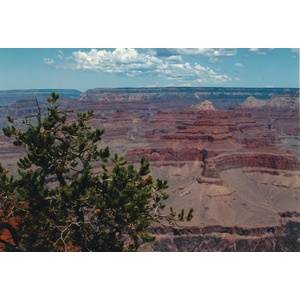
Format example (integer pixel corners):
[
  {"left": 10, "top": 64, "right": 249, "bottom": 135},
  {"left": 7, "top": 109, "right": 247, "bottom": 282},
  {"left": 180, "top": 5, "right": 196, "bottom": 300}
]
[
  {"left": 43, "top": 58, "right": 54, "bottom": 65},
  {"left": 58, "top": 48, "right": 232, "bottom": 85},
  {"left": 235, "top": 62, "right": 243, "bottom": 67},
  {"left": 66, "top": 48, "right": 151, "bottom": 73}
]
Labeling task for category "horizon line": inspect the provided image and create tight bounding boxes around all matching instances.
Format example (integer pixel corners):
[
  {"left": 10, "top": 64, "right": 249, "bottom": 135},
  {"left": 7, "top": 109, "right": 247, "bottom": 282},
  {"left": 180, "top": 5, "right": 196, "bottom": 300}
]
[{"left": 0, "top": 86, "right": 299, "bottom": 93}]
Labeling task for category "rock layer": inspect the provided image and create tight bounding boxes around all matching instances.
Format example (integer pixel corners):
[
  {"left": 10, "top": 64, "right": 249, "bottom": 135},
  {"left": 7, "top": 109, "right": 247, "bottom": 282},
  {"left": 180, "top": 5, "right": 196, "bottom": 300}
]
[{"left": 141, "top": 217, "right": 300, "bottom": 252}]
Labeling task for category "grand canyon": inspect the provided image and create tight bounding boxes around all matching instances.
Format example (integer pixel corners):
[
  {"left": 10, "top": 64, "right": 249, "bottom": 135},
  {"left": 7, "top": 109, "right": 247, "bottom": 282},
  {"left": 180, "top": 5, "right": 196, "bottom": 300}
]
[{"left": 0, "top": 87, "right": 299, "bottom": 251}]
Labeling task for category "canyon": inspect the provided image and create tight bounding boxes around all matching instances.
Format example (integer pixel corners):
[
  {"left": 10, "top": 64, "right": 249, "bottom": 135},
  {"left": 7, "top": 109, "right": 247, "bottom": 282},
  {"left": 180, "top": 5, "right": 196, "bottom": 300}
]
[{"left": 0, "top": 87, "right": 299, "bottom": 251}]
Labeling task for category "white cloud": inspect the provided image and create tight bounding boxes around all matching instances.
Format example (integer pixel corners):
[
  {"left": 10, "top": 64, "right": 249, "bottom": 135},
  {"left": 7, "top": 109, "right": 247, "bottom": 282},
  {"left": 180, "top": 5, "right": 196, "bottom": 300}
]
[
  {"left": 291, "top": 48, "right": 299, "bottom": 53},
  {"left": 209, "top": 57, "right": 221, "bottom": 64},
  {"left": 212, "top": 49, "right": 237, "bottom": 57},
  {"left": 164, "top": 55, "right": 182, "bottom": 62},
  {"left": 58, "top": 50, "right": 64, "bottom": 59},
  {"left": 249, "top": 48, "right": 266, "bottom": 55},
  {"left": 171, "top": 48, "right": 237, "bottom": 57},
  {"left": 235, "top": 63, "right": 243, "bottom": 67},
  {"left": 210, "top": 74, "right": 232, "bottom": 83},
  {"left": 58, "top": 48, "right": 232, "bottom": 85},
  {"left": 195, "top": 63, "right": 208, "bottom": 71},
  {"left": 43, "top": 58, "right": 54, "bottom": 65},
  {"left": 68, "top": 48, "right": 151, "bottom": 71}
]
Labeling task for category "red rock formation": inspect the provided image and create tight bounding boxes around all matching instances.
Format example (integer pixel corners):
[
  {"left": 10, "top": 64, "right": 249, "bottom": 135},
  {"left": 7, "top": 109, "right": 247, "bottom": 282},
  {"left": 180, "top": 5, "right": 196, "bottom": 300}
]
[
  {"left": 126, "top": 106, "right": 298, "bottom": 174},
  {"left": 235, "top": 95, "right": 299, "bottom": 154},
  {"left": 203, "top": 152, "right": 299, "bottom": 178},
  {"left": 126, "top": 147, "right": 204, "bottom": 162},
  {"left": 142, "top": 217, "right": 300, "bottom": 252}
]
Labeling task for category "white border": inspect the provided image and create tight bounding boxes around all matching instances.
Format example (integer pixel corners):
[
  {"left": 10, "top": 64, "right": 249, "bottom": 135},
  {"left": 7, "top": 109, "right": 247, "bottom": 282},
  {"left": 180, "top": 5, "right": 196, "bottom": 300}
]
[{"left": 0, "top": 1, "right": 299, "bottom": 299}]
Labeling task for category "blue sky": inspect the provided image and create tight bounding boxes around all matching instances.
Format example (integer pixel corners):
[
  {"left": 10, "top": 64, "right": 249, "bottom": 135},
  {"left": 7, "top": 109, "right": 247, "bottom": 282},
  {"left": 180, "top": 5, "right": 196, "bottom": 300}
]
[{"left": 0, "top": 48, "right": 298, "bottom": 92}]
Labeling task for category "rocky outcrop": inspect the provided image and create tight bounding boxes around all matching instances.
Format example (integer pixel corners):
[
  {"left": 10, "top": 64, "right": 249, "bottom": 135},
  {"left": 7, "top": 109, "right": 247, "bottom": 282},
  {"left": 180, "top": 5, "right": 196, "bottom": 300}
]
[
  {"left": 196, "top": 176, "right": 223, "bottom": 186},
  {"left": 150, "top": 232, "right": 299, "bottom": 252},
  {"left": 203, "top": 152, "right": 300, "bottom": 178},
  {"left": 126, "top": 147, "right": 204, "bottom": 162},
  {"left": 239, "top": 96, "right": 267, "bottom": 108},
  {"left": 278, "top": 211, "right": 300, "bottom": 218},
  {"left": 142, "top": 219, "right": 300, "bottom": 251},
  {"left": 193, "top": 100, "right": 216, "bottom": 111}
]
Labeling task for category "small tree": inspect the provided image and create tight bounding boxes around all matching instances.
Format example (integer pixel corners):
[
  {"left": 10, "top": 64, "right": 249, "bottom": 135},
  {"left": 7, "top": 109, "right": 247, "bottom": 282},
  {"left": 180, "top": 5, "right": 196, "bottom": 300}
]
[{"left": 0, "top": 93, "right": 193, "bottom": 251}]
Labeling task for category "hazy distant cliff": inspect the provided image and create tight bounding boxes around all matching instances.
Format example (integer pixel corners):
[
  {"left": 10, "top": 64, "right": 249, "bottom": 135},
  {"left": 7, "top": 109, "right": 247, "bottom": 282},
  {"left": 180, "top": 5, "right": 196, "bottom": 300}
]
[
  {"left": 0, "top": 89, "right": 82, "bottom": 106},
  {"left": 77, "top": 87, "right": 298, "bottom": 110}
]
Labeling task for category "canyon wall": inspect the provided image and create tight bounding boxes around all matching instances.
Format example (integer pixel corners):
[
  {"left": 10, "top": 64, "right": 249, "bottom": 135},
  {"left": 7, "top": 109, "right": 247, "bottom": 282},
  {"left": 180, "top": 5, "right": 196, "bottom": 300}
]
[
  {"left": 1, "top": 88, "right": 299, "bottom": 251},
  {"left": 142, "top": 216, "right": 300, "bottom": 252}
]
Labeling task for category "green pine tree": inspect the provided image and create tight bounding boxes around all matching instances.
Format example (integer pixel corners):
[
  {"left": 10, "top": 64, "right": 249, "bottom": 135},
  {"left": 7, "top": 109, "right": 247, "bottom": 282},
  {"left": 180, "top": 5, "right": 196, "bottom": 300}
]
[{"left": 0, "top": 93, "right": 193, "bottom": 251}]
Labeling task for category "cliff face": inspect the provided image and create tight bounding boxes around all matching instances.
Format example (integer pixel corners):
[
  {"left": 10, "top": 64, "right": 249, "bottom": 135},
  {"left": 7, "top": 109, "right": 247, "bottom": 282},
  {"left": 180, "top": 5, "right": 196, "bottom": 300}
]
[
  {"left": 0, "top": 89, "right": 82, "bottom": 106},
  {"left": 122, "top": 100, "right": 299, "bottom": 240},
  {"left": 141, "top": 217, "right": 300, "bottom": 252},
  {"left": 126, "top": 106, "right": 298, "bottom": 173},
  {"left": 235, "top": 94, "right": 299, "bottom": 154},
  {"left": 203, "top": 152, "right": 299, "bottom": 178}
]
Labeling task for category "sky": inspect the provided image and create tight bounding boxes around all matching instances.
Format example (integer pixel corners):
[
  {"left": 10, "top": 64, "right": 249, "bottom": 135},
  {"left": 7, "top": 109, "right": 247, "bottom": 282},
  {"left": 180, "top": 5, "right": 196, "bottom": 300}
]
[{"left": 0, "top": 48, "right": 298, "bottom": 92}]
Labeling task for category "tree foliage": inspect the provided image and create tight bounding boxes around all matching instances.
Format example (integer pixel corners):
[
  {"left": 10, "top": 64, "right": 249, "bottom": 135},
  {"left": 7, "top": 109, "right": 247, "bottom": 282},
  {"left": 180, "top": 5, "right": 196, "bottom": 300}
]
[{"left": 0, "top": 93, "right": 193, "bottom": 251}]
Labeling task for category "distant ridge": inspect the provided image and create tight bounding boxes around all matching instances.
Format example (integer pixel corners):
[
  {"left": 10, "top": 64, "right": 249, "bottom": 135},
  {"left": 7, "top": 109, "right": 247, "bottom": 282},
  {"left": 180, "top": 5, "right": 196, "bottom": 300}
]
[
  {"left": 84, "top": 86, "right": 299, "bottom": 94},
  {"left": 0, "top": 88, "right": 82, "bottom": 93},
  {"left": 78, "top": 87, "right": 299, "bottom": 110},
  {"left": 1, "top": 87, "right": 298, "bottom": 109},
  {"left": 0, "top": 89, "right": 83, "bottom": 106},
  {"left": 239, "top": 94, "right": 299, "bottom": 109}
]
